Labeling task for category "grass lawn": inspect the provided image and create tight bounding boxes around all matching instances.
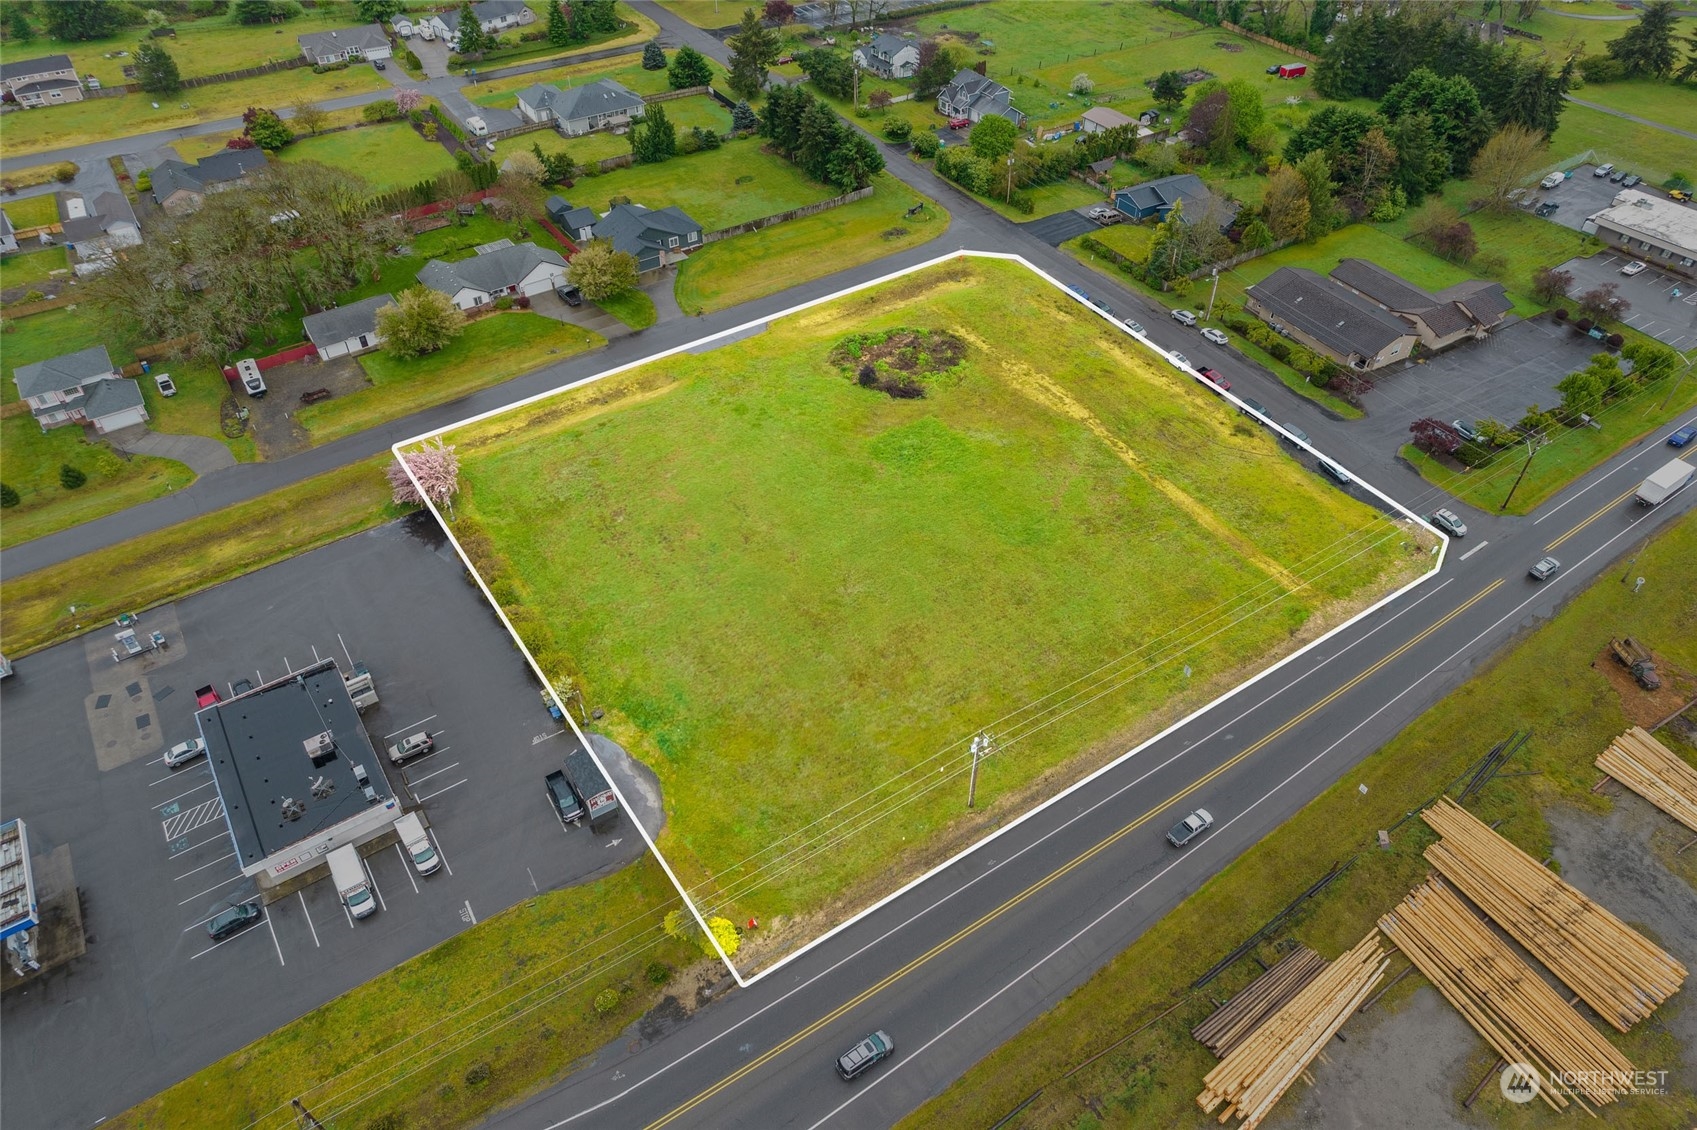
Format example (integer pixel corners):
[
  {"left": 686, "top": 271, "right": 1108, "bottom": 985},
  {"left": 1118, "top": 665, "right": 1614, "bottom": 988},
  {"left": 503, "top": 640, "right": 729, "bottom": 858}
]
[
  {"left": 983, "top": 175, "right": 1106, "bottom": 221},
  {"left": 0, "top": 246, "right": 71, "bottom": 292},
  {"left": 1078, "top": 221, "right": 1154, "bottom": 260},
  {"left": 1, "top": 306, "right": 122, "bottom": 386},
  {"left": 566, "top": 138, "right": 836, "bottom": 230},
  {"left": 332, "top": 213, "right": 560, "bottom": 311},
  {"left": 496, "top": 94, "right": 732, "bottom": 168},
  {"left": 1568, "top": 79, "right": 1697, "bottom": 143},
  {"left": 674, "top": 173, "right": 947, "bottom": 314},
  {"left": 0, "top": 456, "right": 398, "bottom": 655},
  {"left": 470, "top": 53, "right": 711, "bottom": 104},
  {"left": 598, "top": 287, "right": 656, "bottom": 329},
  {"left": 1505, "top": 4, "right": 1693, "bottom": 72},
  {"left": 1547, "top": 101, "right": 1697, "bottom": 187},
  {"left": 448, "top": 257, "right": 1425, "bottom": 927},
  {"left": 445, "top": 6, "right": 658, "bottom": 72},
  {"left": 296, "top": 311, "right": 603, "bottom": 444},
  {"left": 901, "top": 511, "right": 1697, "bottom": 1130},
  {"left": 0, "top": 415, "right": 195, "bottom": 550},
  {"left": 0, "top": 161, "right": 78, "bottom": 192},
  {"left": 278, "top": 123, "right": 458, "bottom": 193},
  {"left": 2, "top": 193, "right": 61, "bottom": 230},
  {"left": 138, "top": 358, "right": 258, "bottom": 462},
  {"left": 653, "top": 0, "right": 737, "bottom": 28},
  {"left": 0, "top": 66, "right": 387, "bottom": 159}
]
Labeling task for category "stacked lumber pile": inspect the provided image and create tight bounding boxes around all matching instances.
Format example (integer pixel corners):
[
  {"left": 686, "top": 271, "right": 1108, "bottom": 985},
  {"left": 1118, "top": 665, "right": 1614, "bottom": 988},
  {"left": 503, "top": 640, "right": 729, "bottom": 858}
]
[
  {"left": 1197, "top": 932, "right": 1388, "bottom": 1128},
  {"left": 1596, "top": 726, "right": 1697, "bottom": 833},
  {"left": 1422, "top": 797, "right": 1685, "bottom": 1031},
  {"left": 1378, "top": 878, "right": 1635, "bottom": 1111},
  {"left": 1193, "top": 946, "right": 1328, "bottom": 1057}
]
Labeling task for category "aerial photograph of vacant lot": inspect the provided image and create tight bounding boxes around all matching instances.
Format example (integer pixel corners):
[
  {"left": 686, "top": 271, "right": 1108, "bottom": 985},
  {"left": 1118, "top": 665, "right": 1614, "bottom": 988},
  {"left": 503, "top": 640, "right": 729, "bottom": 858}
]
[{"left": 437, "top": 257, "right": 1432, "bottom": 963}]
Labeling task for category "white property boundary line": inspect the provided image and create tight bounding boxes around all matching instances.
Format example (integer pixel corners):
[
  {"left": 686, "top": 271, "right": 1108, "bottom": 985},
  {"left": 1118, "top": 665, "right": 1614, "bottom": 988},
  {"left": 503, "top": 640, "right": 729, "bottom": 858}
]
[{"left": 395, "top": 251, "right": 1450, "bottom": 989}]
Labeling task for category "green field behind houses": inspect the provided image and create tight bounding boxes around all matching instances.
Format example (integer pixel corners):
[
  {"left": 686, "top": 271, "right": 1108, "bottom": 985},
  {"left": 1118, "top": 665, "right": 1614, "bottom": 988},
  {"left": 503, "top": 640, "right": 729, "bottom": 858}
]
[
  {"left": 277, "top": 122, "right": 457, "bottom": 192},
  {"left": 447, "top": 257, "right": 1427, "bottom": 932}
]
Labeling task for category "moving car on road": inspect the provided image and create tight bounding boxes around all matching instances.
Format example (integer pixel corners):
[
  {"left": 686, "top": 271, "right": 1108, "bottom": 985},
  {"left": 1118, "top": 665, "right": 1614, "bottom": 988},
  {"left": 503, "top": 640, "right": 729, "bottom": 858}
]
[
  {"left": 1428, "top": 509, "right": 1468, "bottom": 538},
  {"left": 1668, "top": 424, "right": 1697, "bottom": 448},
  {"left": 837, "top": 1031, "right": 895, "bottom": 1080},
  {"left": 1529, "top": 556, "right": 1562, "bottom": 581},
  {"left": 1167, "top": 809, "right": 1214, "bottom": 847}
]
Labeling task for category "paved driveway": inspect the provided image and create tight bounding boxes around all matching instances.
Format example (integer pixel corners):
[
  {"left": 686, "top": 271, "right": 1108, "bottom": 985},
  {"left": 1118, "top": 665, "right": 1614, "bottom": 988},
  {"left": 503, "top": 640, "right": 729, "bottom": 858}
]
[
  {"left": 1020, "top": 208, "right": 1100, "bottom": 246},
  {"left": 1559, "top": 250, "right": 1697, "bottom": 351}
]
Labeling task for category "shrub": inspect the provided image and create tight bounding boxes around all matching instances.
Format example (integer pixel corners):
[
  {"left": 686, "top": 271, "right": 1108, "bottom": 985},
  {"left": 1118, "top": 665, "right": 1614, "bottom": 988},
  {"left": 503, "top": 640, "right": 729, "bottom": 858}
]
[
  {"left": 910, "top": 133, "right": 939, "bottom": 158},
  {"left": 404, "top": 49, "right": 422, "bottom": 71},
  {"left": 646, "top": 961, "right": 671, "bottom": 985},
  {"left": 55, "top": 164, "right": 77, "bottom": 183},
  {"left": 608, "top": 194, "right": 631, "bottom": 207},
  {"left": 493, "top": 295, "right": 514, "bottom": 310},
  {"left": 1552, "top": 308, "right": 1568, "bottom": 321},
  {"left": 594, "top": 987, "right": 622, "bottom": 1014},
  {"left": 135, "top": 169, "right": 152, "bottom": 191},
  {"left": 463, "top": 1062, "right": 490, "bottom": 1087},
  {"left": 362, "top": 99, "right": 401, "bottom": 123},
  {"left": 883, "top": 119, "right": 911, "bottom": 142},
  {"left": 1453, "top": 440, "right": 1495, "bottom": 468},
  {"left": 422, "top": 122, "right": 437, "bottom": 141},
  {"left": 1008, "top": 190, "right": 1035, "bottom": 214},
  {"left": 59, "top": 464, "right": 87, "bottom": 490},
  {"left": 22, "top": 289, "right": 45, "bottom": 303},
  {"left": 0, "top": 483, "right": 19, "bottom": 508},
  {"left": 515, "top": 294, "right": 530, "bottom": 309},
  {"left": 1606, "top": 333, "right": 1623, "bottom": 349}
]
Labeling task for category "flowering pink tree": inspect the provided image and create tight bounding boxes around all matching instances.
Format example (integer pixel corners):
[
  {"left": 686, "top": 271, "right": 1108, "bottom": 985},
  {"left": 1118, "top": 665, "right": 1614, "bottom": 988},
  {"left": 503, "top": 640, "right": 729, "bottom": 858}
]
[
  {"left": 395, "top": 88, "right": 424, "bottom": 115},
  {"left": 387, "top": 438, "right": 461, "bottom": 518}
]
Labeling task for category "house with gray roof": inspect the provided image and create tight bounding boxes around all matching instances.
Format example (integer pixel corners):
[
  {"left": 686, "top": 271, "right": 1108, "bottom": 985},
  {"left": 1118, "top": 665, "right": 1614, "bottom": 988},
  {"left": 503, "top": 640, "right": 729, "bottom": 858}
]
[
  {"left": 0, "top": 54, "right": 84, "bottom": 107},
  {"left": 297, "top": 24, "right": 392, "bottom": 64},
  {"left": 1113, "top": 174, "right": 1236, "bottom": 228},
  {"left": 936, "top": 68, "right": 1024, "bottom": 126},
  {"left": 1245, "top": 268, "right": 1418, "bottom": 372},
  {"left": 58, "top": 189, "right": 142, "bottom": 272},
  {"left": 589, "top": 204, "right": 703, "bottom": 273},
  {"left": 418, "top": 242, "right": 568, "bottom": 309},
  {"left": 12, "top": 345, "right": 150, "bottom": 433},
  {"left": 853, "top": 34, "right": 920, "bottom": 79},
  {"left": 0, "top": 209, "right": 16, "bottom": 255},
  {"left": 1328, "top": 258, "right": 1512, "bottom": 352},
  {"left": 425, "top": 0, "right": 534, "bottom": 41},
  {"left": 516, "top": 79, "right": 646, "bottom": 137},
  {"left": 151, "top": 150, "right": 270, "bottom": 216},
  {"left": 303, "top": 294, "right": 398, "bottom": 360},
  {"left": 546, "top": 196, "right": 600, "bottom": 243}
]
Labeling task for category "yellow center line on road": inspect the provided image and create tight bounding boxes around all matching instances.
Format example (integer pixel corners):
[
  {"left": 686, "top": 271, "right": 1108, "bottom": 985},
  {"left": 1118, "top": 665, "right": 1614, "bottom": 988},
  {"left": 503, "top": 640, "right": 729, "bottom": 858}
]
[
  {"left": 1544, "top": 486, "right": 1639, "bottom": 552},
  {"left": 644, "top": 578, "right": 1505, "bottom": 1130}
]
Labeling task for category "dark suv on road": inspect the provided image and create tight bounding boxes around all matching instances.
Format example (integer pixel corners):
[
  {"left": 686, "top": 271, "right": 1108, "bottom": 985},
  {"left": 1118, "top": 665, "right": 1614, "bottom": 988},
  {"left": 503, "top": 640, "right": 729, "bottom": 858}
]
[{"left": 836, "top": 1031, "right": 894, "bottom": 1080}]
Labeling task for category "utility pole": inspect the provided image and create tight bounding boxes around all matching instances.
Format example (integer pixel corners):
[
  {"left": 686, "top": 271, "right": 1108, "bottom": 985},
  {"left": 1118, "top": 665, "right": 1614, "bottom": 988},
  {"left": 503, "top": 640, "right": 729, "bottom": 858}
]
[
  {"left": 1205, "top": 268, "right": 1221, "bottom": 322},
  {"left": 1006, "top": 156, "right": 1016, "bottom": 203},
  {"left": 293, "top": 1099, "right": 326, "bottom": 1130},
  {"left": 966, "top": 732, "right": 993, "bottom": 809},
  {"left": 1499, "top": 435, "right": 1541, "bottom": 512}
]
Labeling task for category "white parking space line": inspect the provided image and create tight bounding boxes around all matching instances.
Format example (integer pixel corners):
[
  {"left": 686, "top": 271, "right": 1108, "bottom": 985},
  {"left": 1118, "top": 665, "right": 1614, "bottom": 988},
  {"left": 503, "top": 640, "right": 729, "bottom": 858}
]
[
  {"left": 175, "top": 851, "right": 236, "bottom": 881},
  {"left": 384, "top": 716, "right": 439, "bottom": 740},
  {"left": 338, "top": 632, "right": 355, "bottom": 668},
  {"left": 428, "top": 829, "right": 453, "bottom": 878},
  {"left": 1459, "top": 540, "right": 1490, "bottom": 561},
  {"left": 182, "top": 897, "right": 257, "bottom": 932},
  {"left": 265, "top": 907, "right": 285, "bottom": 966},
  {"left": 416, "top": 779, "right": 467, "bottom": 803},
  {"left": 161, "top": 796, "right": 226, "bottom": 841},
  {"left": 298, "top": 890, "right": 321, "bottom": 947},
  {"left": 177, "top": 872, "right": 244, "bottom": 906},
  {"left": 407, "top": 760, "right": 460, "bottom": 785},
  {"left": 366, "top": 859, "right": 387, "bottom": 913},
  {"left": 168, "top": 831, "right": 230, "bottom": 860},
  {"left": 152, "top": 777, "right": 215, "bottom": 804},
  {"left": 396, "top": 843, "right": 420, "bottom": 894}
]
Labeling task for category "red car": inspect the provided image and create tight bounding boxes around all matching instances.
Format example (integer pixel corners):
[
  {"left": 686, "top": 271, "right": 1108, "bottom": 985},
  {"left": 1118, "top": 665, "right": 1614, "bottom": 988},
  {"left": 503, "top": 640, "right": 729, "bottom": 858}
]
[
  {"left": 195, "top": 684, "right": 222, "bottom": 708},
  {"left": 948, "top": 117, "right": 971, "bottom": 130},
  {"left": 1199, "top": 367, "right": 1231, "bottom": 391}
]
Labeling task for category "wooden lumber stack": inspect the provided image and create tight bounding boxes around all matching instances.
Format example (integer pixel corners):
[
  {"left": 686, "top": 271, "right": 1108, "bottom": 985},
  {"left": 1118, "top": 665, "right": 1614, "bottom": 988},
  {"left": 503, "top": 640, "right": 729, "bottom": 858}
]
[
  {"left": 1422, "top": 797, "right": 1685, "bottom": 1031},
  {"left": 1596, "top": 726, "right": 1697, "bottom": 834},
  {"left": 1197, "top": 932, "right": 1388, "bottom": 1129},
  {"left": 1378, "top": 878, "right": 1635, "bottom": 1111},
  {"left": 1193, "top": 946, "right": 1328, "bottom": 1057}
]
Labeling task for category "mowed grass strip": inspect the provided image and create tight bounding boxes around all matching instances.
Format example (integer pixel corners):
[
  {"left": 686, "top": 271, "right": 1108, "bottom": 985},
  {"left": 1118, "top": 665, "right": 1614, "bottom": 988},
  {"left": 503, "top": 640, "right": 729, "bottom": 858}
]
[
  {"left": 0, "top": 457, "right": 397, "bottom": 654},
  {"left": 899, "top": 512, "right": 1697, "bottom": 1130},
  {"left": 450, "top": 258, "right": 1422, "bottom": 919},
  {"left": 296, "top": 311, "right": 605, "bottom": 444},
  {"left": 278, "top": 122, "right": 457, "bottom": 192},
  {"left": 1547, "top": 100, "right": 1697, "bottom": 188},
  {"left": 2, "top": 192, "right": 61, "bottom": 230},
  {"left": 673, "top": 173, "right": 947, "bottom": 314},
  {"left": 104, "top": 859, "right": 694, "bottom": 1130}
]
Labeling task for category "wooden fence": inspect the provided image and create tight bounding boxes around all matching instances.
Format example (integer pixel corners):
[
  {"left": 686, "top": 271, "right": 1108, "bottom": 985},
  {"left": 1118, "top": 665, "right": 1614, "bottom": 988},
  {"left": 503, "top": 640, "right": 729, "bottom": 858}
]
[
  {"left": 85, "top": 55, "right": 309, "bottom": 98},
  {"left": 1219, "top": 22, "right": 1320, "bottom": 63},
  {"left": 702, "top": 186, "right": 873, "bottom": 243}
]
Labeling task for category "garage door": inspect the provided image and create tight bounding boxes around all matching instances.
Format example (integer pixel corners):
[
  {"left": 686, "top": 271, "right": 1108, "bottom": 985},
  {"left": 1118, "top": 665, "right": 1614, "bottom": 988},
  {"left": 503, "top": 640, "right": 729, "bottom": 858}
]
[
  {"left": 520, "top": 271, "right": 565, "bottom": 297},
  {"left": 94, "top": 406, "right": 148, "bottom": 434}
]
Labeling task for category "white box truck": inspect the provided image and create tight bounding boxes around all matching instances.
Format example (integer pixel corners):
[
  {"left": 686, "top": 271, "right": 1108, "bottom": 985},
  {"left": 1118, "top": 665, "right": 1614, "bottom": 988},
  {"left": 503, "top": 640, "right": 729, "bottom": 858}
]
[
  {"left": 327, "top": 844, "right": 377, "bottom": 918},
  {"left": 1635, "top": 458, "right": 1694, "bottom": 506},
  {"left": 394, "top": 812, "right": 441, "bottom": 876}
]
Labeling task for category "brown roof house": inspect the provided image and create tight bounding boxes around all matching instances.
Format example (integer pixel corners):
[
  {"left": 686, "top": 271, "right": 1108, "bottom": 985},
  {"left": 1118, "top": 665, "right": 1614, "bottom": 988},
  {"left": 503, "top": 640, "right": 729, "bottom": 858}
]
[
  {"left": 1246, "top": 268, "right": 1418, "bottom": 372},
  {"left": 1327, "top": 259, "right": 1512, "bottom": 352}
]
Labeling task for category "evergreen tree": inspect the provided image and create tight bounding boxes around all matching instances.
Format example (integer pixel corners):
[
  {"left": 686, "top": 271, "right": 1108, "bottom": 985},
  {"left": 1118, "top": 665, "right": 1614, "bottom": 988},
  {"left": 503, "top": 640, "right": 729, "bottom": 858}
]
[
  {"left": 1386, "top": 111, "right": 1447, "bottom": 201},
  {"left": 135, "top": 39, "right": 182, "bottom": 95},
  {"left": 642, "top": 39, "right": 666, "bottom": 70},
  {"left": 1151, "top": 70, "right": 1187, "bottom": 110},
  {"left": 59, "top": 465, "right": 87, "bottom": 491},
  {"left": 0, "top": 483, "right": 20, "bottom": 509},
  {"left": 731, "top": 100, "right": 758, "bottom": 133},
  {"left": 583, "top": 0, "right": 620, "bottom": 33},
  {"left": 1679, "top": 26, "right": 1697, "bottom": 83},
  {"left": 668, "top": 44, "right": 713, "bottom": 89},
  {"left": 454, "top": 2, "right": 485, "bottom": 55},
  {"left": 912, "top": 41, "right": 960, "bottom": 100},
  {"left": 547, "top": 1, "right": 572, "bottom": 47},
  {"left": 356, "top": 0, "right": 405, "bottom": 21},
  {"left": 826, "top": 132, "right": 883, "bottom": 192},
  {"left": 233, "top": 0, "right": 294, "bottom": 25},
  {"left": 1379, "top": 68, "right": 1491, "bottom": 176},
  {"left": 797, "top": 48, "right": 853, "bottom": 99},
  {"left": 6, "top": 8, "right": 35, "bottom": 44},
  {"left": 1606, "top": 1, "right": 1679, "bottom": 79},
  {"left": 727, "top": 6, "right": 780, "bottom": 100},
  {"left": 794, "top": 99, "right": 839, "bottom": 183},
  {"left": 43, "top": 0, "right": 124, "bottom": 40},
  {"left": 630, "top": 104, "right": 676, "bottom": 164}
]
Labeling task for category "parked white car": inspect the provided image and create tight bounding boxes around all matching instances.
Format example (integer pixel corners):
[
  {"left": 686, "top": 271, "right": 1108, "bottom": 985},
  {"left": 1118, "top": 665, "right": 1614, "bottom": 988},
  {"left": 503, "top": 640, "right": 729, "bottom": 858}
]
[
  {"left": 1620, "top": 261, "right": 1647, "bottom": 276},
  {"left": 1199, "top": 327, "right": 1228, "bottom": 346}
]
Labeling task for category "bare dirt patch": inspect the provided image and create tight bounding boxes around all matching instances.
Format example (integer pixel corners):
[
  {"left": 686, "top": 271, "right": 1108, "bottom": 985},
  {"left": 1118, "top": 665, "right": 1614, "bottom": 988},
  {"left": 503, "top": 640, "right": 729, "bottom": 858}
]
[
  {"left": 245, "top": 355, "right": 369, "bottom": 459},
  {"left": 1591, "top": 641, "right": 1697, "bottom": 728}
]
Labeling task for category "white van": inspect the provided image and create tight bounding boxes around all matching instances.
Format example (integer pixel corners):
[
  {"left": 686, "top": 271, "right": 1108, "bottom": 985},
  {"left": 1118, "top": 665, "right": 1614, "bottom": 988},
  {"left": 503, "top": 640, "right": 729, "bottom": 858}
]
[
  {"left": 327, "top": 844, "right": 377, "bottom": 919},
  {"left": 394, "top": 812, "right": 441, "bottom": 876},
  {"left": 1539, "top": 171, "right": 1564, "bottom": 189},
  {"left": 418, "top": 22, "right": 435, "bottom": 41}
]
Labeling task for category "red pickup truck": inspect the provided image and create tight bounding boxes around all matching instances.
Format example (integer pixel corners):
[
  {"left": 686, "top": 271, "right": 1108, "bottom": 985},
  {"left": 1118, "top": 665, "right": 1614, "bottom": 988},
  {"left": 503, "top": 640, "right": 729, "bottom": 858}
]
[{"left": 195, "top": 684, "right": 222, "bottom": 708}]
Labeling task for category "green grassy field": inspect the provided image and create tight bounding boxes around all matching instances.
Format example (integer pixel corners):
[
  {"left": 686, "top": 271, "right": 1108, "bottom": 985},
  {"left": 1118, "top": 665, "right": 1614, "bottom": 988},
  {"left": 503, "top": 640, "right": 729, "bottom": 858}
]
[
  {"left": 597, "top": 287, "right": 657, "bottom": 329},
  {"left": 495, "top": 94, "right": 732, "bottom": 168},
  {"left": 1548, "top": 100, "right": 1697, "bottom": 187},
  {"left": 470, "top": 53, "right": 700, "bottom": 104},
  {"left": 448, "top": 257, "right": 1426, "bottom": 926},
  {"left": 2, "top": 193, "right": 61, "bottom": 230},
  {"left": 1567, "top": 79, "right": 1697, "bottom": 143},
  {"left": 653, "top": 0, "right": 736, "bottom": 29},
  {"left": 673, "top": 173, "right": 946, "bottom": 314},
  {"left": 0, "top": 415, "right": 195, "bottom": 550},
  {"left": 296, "top": 311, "right": 603, "bottom": 444},
  {"left": 563, "top": 137, "right": 836, "bottom": 230},
  {"left": 277, "top": 122, "right": 457, "bottom": 192},
  {"left": 0, "top": 246, "right": 70, "bottom": 291},
  {"left": 901, "top": 510, "right": 1697, "bottom": 1130}
]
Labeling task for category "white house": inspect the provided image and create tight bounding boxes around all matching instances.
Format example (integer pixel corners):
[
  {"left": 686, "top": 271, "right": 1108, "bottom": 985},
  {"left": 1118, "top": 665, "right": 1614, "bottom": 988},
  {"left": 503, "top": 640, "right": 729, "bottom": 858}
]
[
  {"left": 302, "top": 294, "right": 397, "bottom": 360},
  {"left": 852, "top": 33, "right": 920, "bottom": 79},
  {"left": 417, "top": 240, "right": 567, "bottom": 309},
  {"left": 12, "top": 345, "right": 150, "bottom": 434},
  {"left": 0, "top": 55, "right": 84, "bottom": 108},
  {"left": 58, "top": 189, "right": 142, "bottom": 274},
  {"left": 516, "top": 79, "right": 646, "bottom": 137},
  {"left": 297, "top": 24, "right": 392, "bottom": 65},
  {"left": 0, "top": 208, "right": 17, "bottom": 255},
  {"left": 425, "top": 0, "right": 534, "bottom": 42}
]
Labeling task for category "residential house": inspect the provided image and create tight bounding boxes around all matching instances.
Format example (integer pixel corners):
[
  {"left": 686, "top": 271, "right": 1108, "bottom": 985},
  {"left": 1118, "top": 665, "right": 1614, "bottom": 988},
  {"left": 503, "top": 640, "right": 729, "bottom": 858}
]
[
  {"left": 1584, "top": 189, "right": 1697, "bottom": 272},
  {"left": 591, "top": 203, "right": 703, "bottom": 272},
  {"left": 12, "top": 345, "right": 150, "bottom": 433},
  {"left": 0, "top": 209, "right": 16, "bottom": 255},
  {"left": 0, "top": 55, "right": 84, "bottom": 107},
  {"left": 425, "top": 0, "right": 535, "bottom": 42},
  {"left": 297, "top": 24, "right": 393, "bottom": 64},
  {"left": 936, "top": 68, "right": 1025, "bottom": 126},
  {"left": 58, "top": 189, "right": 143, "bottom": 274},
  {"left": 302, "top": 294, "right": 397, "bottom": 360},
  {"left": 1245, "top": 267, "right": 1418, "bottom": 372},
  {"left": 1113, "top": 174, "right": 1236, "bottom": 228},
  {"left": 546, "top": 196, "right": 599, "bottom": 243},
  {"left": 515, "top": 79, "right": 646, "bottom": 137},
  {"left": 1080, "top": 106, "right": 1135, "bottom": 134},
  {"left": 1328, "top": 259, "right": 1512, "bottom": 351},
  {"left": 852, "top": 34, "right": 920, "bottom": 79},
  {"left": 417, "top": 240, "right": 567, "bottom": 308},
  {"left": 151, "top": 150, "right": 270, "bottom": 217}
]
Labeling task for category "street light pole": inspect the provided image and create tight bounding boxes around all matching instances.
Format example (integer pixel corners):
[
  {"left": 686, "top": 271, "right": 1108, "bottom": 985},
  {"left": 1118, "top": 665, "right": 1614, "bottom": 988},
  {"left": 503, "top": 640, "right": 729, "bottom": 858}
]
[{"left": 1205, "top": 268, "right": 1221, "bottom": 322}]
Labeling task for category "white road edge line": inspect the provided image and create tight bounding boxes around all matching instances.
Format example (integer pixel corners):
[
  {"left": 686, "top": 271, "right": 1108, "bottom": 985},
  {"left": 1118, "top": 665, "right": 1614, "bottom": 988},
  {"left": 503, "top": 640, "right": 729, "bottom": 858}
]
[{"left": 1458, "top": 539, "right": 1489, "bottom": 561}]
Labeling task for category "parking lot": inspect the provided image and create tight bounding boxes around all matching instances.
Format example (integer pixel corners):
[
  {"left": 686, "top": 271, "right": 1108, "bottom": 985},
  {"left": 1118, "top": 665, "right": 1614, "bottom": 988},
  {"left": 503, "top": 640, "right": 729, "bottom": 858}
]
[
  {"left": 1558, "top": 249, "right": 1697, "bottom": 351},
  {"left": 1520, "top": 162, "right": 1656, "bottom": 233},
  {"left": 0, "top": 517, "right": 657, "bottom": 1130}
]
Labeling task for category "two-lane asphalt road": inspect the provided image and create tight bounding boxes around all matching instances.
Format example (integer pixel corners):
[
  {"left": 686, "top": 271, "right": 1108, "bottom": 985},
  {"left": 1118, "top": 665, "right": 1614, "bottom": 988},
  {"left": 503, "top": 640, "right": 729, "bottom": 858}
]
[{"left": 478, "top": 411, "right": 1695, "bottom": 1128}]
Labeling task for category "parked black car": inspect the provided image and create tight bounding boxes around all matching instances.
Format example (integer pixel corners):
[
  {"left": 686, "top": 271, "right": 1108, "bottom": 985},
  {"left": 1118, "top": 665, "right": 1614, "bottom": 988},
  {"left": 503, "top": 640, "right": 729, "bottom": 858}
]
[{"left": 206, "top": 902, "right": 261, "bottom": 940}]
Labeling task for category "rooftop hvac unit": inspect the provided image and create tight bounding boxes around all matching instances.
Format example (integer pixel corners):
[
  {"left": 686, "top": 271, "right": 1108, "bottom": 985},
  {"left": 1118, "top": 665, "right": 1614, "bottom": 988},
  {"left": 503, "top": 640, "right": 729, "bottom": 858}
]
[
  {"left": 309, "top": 776, "right": 335, "bottom": 800},
  {"left": 304, "top": 730, "right": 336, "bottom": 766},
  {"left": 281, "top": 797, "right": 306, "bottom": 821}
]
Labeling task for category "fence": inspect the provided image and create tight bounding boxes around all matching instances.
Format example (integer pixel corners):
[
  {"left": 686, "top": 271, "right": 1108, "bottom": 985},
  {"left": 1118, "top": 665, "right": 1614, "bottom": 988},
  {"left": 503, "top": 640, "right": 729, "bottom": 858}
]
[
  {"left": 1218, "top": 21, "right": 1320, "bottom": 63},
  {"left": 1, "top": 293, "right": 76, "bottom": 317},
  {"left": 596, "top": 153, "right": 635, "bottom": 174},
  {"left": 702, "top": 186, "right": 874, "bottom": 244},
  {"left": 1185, "top": 236, "right": 1296, "bottom": 280},
  {"left": 220, "top": 341, "right": 317, "bottom": 380},
  {"left": 84, "top": 55, "right": 308, "bottom": 98},
  {"left": 487, "top": 119, "right": 553, "bottom": 142},
  {"left": 535, "top": 214, "right": 579, "bottom": 256},
  {"left": 643, "top": 84, "right": 709, "bottom": 104}
]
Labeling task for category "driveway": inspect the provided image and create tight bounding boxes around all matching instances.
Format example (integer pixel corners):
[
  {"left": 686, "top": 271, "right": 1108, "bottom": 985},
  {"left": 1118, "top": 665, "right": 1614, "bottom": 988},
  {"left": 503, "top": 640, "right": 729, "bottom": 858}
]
[
  {"left": 1559, "top": 251, "right": 1697, "bottom": 351},
  {"left": 105, "top": 424, "right": 238, "bottom": 473},
  {"left": 531, "top": 288, "right": 631, "bottom": 339},
  {"left": 1019, "top": 208, "right": 1101, "bottom": 246},
  {"left": 406, "top": 34, "right": 453, "bottom": 79}
]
